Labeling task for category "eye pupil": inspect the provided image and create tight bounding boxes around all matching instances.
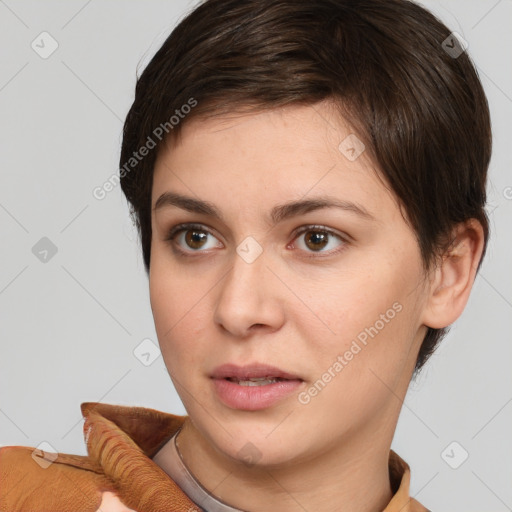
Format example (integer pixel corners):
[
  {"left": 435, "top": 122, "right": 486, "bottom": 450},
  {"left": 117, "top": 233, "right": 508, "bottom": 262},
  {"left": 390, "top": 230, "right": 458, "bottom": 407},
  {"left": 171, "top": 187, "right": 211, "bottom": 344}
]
[
  {"left": 185, "top": 230, "right": 207, "bottom": 249},
  {"left": 305, "top": 231, "right": 328, "bottom": 251}
]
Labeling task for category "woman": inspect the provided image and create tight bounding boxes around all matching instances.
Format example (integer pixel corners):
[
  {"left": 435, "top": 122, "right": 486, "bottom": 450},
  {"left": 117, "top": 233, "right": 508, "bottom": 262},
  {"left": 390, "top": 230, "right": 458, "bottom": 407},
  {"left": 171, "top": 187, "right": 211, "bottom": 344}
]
[{"left": 0, "top": 0, "right": 491, "bottom": 511}]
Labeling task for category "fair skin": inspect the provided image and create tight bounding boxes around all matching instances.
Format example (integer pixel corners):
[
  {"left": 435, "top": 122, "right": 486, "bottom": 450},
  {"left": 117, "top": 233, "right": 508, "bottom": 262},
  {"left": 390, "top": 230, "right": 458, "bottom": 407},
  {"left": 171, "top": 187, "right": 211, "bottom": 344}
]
[{"left": 149, "top": 101, "right": 484, "bottom": 512}]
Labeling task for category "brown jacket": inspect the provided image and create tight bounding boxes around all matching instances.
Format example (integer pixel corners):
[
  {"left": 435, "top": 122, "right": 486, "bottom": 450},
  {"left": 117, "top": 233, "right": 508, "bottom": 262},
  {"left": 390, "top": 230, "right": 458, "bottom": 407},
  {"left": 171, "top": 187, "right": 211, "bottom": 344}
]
[{"left": 0, "top": 402, "right": 429, "bottom": 511}]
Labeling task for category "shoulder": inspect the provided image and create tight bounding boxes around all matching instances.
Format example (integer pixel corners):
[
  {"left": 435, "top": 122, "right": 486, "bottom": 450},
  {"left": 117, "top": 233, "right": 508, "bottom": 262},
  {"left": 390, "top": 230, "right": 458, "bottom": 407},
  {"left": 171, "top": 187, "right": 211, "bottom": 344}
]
[{"left": 0, "top": 444, "right": 115, "bottom": 512}]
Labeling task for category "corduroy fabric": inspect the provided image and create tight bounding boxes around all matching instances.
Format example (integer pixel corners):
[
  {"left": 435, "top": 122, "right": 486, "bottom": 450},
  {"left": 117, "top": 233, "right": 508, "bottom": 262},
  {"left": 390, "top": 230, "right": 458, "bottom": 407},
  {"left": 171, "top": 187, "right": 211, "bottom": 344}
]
[{"left": 0, "top": 402, "right": 429, "bottom": 511}]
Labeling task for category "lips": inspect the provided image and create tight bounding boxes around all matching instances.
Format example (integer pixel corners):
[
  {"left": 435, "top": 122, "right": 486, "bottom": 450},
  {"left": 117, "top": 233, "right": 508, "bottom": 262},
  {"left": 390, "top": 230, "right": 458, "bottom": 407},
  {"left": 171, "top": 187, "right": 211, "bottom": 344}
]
[
  {"left": 211, "top": 363, "right": 303, "bottom": 382},
  {"left": 210, "top": 363, "right": 304, "bottom": 410}
]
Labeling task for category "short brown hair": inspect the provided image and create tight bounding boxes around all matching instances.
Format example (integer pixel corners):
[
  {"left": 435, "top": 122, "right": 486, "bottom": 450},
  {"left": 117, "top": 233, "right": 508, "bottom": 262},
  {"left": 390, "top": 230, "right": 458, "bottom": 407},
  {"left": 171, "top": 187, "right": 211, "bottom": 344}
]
[{"left": 119, "top": 0, "right": 491, "bottom": 373}]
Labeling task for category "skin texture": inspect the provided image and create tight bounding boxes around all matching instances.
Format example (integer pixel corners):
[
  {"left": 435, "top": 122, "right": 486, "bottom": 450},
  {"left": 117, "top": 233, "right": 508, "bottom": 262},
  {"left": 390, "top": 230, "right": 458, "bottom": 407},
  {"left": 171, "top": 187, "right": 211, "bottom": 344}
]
[{"left": 149, "top": 101, "right": 484, "bottom": 512}]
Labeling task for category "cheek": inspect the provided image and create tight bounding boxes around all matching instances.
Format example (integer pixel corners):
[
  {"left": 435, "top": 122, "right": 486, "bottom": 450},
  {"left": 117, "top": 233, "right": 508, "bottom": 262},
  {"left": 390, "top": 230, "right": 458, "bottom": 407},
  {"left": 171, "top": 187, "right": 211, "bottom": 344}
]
[
  {"left": 304, "top": 250, "right": 424, "bottom": 376},
  {"left": 149, "top": 253, "right": 218, "bottom": 378},
  {"left": 293, "top": 276, "right": 421, "bottom": 438}
]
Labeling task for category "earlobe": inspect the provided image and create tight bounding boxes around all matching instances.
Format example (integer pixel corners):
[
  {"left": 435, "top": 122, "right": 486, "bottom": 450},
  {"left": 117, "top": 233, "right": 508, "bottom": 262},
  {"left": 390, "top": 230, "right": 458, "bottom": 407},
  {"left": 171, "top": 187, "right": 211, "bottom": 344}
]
[{"left": 422, "top": 219, "right": 485, "bottom": 329}]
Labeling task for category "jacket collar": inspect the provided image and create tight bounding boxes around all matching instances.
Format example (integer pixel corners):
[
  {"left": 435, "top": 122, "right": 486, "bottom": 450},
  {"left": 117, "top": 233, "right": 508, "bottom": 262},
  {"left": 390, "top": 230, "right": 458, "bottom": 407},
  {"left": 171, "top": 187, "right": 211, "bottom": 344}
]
[
  {"left": 80, "top": 401, "right": 199, "bottom": 511},
  {"left": 79, "top": 402, "right": 426, "bottom": 512}
]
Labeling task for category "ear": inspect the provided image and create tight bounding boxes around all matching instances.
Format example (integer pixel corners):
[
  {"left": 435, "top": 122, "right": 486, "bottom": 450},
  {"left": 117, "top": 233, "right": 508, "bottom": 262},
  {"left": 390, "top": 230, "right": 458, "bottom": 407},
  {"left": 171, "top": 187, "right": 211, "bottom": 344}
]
[{"left": 421, "top": 219, "right": 486, "bottom": 329}]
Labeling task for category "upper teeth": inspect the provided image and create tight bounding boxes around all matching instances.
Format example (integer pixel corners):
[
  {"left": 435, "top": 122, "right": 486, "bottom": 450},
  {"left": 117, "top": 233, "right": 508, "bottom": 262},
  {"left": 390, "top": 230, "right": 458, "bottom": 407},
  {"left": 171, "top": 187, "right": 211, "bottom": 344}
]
[{"left": 231, "top": 377, "right": 281, "bottom": 386}]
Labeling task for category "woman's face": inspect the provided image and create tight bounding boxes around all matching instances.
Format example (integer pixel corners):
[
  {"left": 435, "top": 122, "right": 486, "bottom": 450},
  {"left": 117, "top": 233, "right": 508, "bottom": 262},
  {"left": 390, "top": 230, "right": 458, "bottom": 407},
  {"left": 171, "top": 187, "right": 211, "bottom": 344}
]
[{"left": 149, "top": 102, "right": 431, "bottom": 467}]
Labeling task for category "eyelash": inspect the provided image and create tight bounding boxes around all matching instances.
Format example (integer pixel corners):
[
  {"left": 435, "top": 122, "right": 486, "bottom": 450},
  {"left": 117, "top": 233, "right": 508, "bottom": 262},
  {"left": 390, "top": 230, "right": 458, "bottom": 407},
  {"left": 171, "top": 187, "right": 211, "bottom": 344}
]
[{"left": 164, "top": 223, "right": 349, "bottom": 259}]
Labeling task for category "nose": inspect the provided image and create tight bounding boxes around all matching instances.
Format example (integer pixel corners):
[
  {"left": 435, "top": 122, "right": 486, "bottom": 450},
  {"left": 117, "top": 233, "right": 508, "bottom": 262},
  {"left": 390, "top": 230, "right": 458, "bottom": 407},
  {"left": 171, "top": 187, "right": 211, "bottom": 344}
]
[{"left": 213, "top": 245, "right": 285, "bottom": 339}]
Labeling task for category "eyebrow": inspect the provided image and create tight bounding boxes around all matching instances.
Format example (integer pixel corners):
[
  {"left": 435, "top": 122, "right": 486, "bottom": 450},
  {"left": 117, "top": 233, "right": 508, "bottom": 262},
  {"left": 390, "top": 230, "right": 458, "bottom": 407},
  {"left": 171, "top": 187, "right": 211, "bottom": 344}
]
[{"left": 153, "top": 191, "right": 375, "bottom": 225}]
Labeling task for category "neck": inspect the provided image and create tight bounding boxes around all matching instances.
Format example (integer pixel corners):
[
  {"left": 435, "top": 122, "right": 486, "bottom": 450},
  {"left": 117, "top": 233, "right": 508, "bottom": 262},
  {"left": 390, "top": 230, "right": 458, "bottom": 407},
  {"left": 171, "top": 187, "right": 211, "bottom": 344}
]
[{"left": 175, "top": 413, "right": 397, "bottom": 512}]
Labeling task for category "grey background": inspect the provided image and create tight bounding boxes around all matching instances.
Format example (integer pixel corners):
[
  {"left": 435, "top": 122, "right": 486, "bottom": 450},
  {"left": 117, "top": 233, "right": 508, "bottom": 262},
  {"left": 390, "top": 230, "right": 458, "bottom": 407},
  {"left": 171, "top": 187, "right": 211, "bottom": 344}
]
[{"left": 0, "top": 1, "right": 510, "bottom": 511}]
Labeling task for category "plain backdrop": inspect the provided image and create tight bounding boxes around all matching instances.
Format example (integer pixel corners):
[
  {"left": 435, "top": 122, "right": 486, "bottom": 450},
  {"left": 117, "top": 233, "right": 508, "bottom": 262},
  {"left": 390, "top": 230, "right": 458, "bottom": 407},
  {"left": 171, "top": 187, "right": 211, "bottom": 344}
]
[{"left": 0, "top": 1, "right": 511, "bottom": 511}]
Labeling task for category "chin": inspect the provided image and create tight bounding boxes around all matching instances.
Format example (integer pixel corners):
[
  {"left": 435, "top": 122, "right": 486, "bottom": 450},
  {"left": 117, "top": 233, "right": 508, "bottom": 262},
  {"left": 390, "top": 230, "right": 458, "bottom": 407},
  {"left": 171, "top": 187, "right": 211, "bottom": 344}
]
[{"left": 207, "top": 415, "right": 305, "bottom": 467}]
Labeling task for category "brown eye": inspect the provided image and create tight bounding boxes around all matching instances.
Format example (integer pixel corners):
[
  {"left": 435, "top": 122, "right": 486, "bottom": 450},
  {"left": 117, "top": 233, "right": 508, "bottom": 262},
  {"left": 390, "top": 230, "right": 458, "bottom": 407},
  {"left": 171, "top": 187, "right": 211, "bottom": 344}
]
[
  {"left": 304, "top": 230, "right": 329, "bottom": 251},
  {"left": 293, "top": 226, "right": 345, "bottom": 255},
  {"left": 184, "top": 229, "right": 208, "bottom": 249},
  {"left": 166, "top": 223, "right": 223, "bottom": 253}
]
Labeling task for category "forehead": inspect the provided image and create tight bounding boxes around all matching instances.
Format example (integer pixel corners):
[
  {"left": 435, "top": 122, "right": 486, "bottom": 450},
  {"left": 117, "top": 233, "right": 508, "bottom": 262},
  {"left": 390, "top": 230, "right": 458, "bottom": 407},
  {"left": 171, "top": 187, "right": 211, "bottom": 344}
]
[{"left": 151, "top": 102, "right": 399, "bottom": 223}]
